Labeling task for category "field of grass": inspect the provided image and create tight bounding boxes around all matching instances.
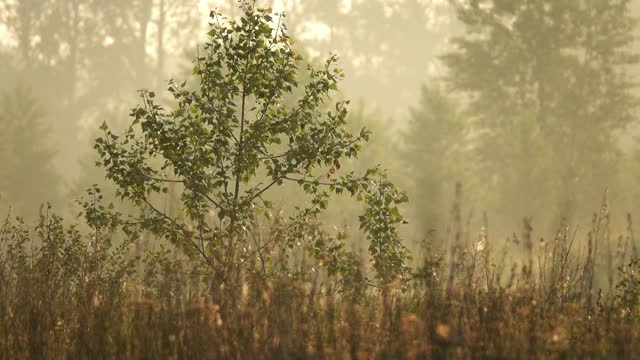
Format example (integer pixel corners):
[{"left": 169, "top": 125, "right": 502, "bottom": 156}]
[{"left": 1, "top": 196, "right": 640, "bottom": 359}]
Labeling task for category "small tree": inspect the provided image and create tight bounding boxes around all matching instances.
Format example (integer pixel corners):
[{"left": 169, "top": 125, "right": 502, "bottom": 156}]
[{"left": 95, "top": 2, "right": 410, "bottom": 284}]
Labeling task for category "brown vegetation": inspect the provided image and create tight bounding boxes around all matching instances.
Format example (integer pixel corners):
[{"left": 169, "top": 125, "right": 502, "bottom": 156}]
[{"left": 1, "top": 194, "right": 640, "bottom": 359}]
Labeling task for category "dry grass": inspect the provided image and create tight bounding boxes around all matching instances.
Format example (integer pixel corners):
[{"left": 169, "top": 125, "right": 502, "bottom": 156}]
[{"left": 1, "top": 197, "right": 640, "bottom": 359}]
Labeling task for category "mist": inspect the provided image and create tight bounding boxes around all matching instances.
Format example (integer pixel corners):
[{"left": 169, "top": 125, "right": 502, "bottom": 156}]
[
  {"left": 3, "top": 1, "right": 640, "bottom": 357},
  {"left": 2, "top": 0, "right": 639, "bottom": 242}
]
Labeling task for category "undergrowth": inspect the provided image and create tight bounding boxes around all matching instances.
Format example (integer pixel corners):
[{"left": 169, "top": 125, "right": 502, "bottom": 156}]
[{"left": 1, "top": 195, "right": 640, "bottom": 359}]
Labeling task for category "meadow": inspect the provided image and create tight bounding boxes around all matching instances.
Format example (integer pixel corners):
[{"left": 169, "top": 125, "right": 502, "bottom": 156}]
[{"left": 1, "top": 194, "right": 639, "bottom": 359}]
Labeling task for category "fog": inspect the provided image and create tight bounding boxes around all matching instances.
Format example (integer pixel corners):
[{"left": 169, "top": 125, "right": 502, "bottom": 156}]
[{"left": 1, "top": 0, "right": 640, "bottom": 252}]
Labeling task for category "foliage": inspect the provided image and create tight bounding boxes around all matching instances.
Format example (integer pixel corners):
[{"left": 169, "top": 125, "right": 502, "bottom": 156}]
[
  {"left": 616, "top": 258, "right": 640, "bottom": 317},
  {"left": 442, "top": 0, "right": 640, "bottom": 222},
  {"left": 0, "top": 207, "right": 137, "bottom": 358},
  {"left": 95, "top": 2, "right": 410, "bottom": 284}
]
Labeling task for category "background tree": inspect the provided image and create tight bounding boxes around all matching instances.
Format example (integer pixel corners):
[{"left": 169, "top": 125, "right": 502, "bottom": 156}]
[
  {"left": 291, "top": 0, "right": 453, "bottom": 117},
  {"left": 0, "top": 89, "right": 62, "bottom": 216},
  {"left": 0, "top": 0, "right": 201, "bottom": 189},
  {"left": 206, "top": 0, "right": 455, "bottom": 119},
  {"left": 442, "top": 0, "right": 640, "bottom": 228},
  {"left": 400, "top": 82, "right": 467, "bottom": 244}
]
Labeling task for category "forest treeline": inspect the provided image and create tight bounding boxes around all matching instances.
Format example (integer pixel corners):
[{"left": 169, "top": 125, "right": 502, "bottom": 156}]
[
  {"left": 2, "top": 0, "right": 640, "bottom": 244},
  {"left": 0, "top": 1, "right": 639, "bottom": 260}
]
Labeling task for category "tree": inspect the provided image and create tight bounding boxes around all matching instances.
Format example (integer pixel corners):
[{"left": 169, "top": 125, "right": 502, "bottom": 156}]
[
  {"left": 95, "top": 2, "right": 410, "bottom": 284},
  {"left": 0, "top": 0, "right": 201, "bottom": 185},
  {"left": 442, "top": 0, "right": 639, "bottom": 224},
  {"left": 0, "top": 88, "right": 62, "bottom": 216},
  {"left": 400, "top": 82, "right": 467, "bottom": 242}
]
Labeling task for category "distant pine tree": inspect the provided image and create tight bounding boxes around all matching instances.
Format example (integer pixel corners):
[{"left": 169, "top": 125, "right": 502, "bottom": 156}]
[
  {"left": 400, "top": 82, "right": 467, "bottom": 241},
  {"left": 0, "top": 88, "right": 62, "bottom": 216}
]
